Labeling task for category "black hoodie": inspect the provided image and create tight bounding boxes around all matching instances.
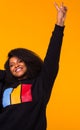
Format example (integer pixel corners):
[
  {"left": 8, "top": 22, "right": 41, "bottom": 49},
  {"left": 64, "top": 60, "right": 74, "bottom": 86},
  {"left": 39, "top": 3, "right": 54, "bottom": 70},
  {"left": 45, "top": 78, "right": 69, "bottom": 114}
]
[{"left": 0, "top": 25, "right": 64, "bottom": 130}]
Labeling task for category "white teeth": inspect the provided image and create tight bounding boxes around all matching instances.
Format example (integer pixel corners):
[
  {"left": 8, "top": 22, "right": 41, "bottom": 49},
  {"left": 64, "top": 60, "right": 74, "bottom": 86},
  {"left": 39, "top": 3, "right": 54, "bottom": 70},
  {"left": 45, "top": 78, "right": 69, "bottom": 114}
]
[{"left": 16, "top": 68, "right": 22, "bottom": 72}]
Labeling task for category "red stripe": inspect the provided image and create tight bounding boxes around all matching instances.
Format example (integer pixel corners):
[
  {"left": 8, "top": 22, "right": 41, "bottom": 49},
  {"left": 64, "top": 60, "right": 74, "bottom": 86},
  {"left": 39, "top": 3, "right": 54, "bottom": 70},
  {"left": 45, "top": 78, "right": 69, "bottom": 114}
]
[{"left": 21, "top": 84, "right": 32, "bottom": 102}]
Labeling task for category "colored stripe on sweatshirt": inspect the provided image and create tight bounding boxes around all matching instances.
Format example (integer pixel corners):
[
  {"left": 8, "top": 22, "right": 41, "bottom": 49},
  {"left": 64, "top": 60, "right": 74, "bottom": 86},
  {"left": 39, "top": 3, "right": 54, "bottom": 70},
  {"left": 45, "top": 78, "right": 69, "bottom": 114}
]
[
  {"left": 2, "top": 84, "right": 32, "bottom": 108},
  {"left": 2, "top": 88, "right": 13, "bottom": 108}
]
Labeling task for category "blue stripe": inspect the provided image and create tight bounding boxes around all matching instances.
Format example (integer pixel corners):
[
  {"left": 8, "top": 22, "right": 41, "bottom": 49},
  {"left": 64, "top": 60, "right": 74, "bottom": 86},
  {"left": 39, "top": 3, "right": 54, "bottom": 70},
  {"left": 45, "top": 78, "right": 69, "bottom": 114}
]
[{"left": 2, "top": 88, "right": 13, "bottom": 107}]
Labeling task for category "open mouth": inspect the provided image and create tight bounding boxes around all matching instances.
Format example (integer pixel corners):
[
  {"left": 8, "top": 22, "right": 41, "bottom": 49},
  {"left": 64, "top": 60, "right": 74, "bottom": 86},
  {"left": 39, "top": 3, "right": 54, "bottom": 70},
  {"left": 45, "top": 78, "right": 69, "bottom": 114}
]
[{"left": 15, "top": 67, "right": 23, "bottom": 72}]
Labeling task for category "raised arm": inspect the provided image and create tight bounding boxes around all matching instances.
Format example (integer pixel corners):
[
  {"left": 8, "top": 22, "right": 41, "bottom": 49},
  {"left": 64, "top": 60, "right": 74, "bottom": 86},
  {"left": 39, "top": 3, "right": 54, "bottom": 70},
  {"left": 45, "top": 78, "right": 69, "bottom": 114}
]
[{"left": 40, "top": 3, "right": 67, "bottom": 99}]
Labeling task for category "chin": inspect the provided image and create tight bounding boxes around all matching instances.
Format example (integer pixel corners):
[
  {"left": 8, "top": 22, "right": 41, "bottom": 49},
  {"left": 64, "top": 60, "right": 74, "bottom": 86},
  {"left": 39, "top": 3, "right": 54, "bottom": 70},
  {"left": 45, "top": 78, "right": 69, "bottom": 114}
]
[{"left": 16, "top": 74, "right": 27, "bottom": 80}]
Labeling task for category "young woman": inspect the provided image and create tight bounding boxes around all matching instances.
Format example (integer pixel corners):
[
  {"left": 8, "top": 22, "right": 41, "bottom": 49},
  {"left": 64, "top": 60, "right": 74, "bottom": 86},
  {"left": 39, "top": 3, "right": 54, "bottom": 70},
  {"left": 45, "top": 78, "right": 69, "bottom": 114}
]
[{"left": 0, "top": 3, "right": 67, "bottom": 130}]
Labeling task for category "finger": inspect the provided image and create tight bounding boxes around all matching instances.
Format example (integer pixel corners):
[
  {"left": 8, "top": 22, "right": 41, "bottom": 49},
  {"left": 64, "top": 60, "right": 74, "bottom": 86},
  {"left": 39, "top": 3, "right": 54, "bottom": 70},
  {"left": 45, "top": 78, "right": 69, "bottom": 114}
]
[
  {"left": 60, "top": 2, "right": 64, "bottom": 9},
  {"left": 64, "top": 6, "right": 68, "bottom": 12},
  {"left": 60, "top": 2, "right": 68, "bottom": 13},
  {"left": 54, "top": 2, "right": 60, "bottom": 11},
  {"left": 61, "top": 2, "right": 67, "bottom": 11},
  {"left": 60, "top": 6, "right": 67, "bottom": 13}
]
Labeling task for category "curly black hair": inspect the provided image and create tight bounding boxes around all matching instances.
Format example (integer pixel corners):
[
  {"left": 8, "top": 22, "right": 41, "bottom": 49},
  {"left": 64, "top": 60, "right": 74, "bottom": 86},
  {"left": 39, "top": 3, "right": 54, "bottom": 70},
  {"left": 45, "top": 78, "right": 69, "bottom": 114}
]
[{"left": 4, "top": 48, "right": 43, "bottom": 82}]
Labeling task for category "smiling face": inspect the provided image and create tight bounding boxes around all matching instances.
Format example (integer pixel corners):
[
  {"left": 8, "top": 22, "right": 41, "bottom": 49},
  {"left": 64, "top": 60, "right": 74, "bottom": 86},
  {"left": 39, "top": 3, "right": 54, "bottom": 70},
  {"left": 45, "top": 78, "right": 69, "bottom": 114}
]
[{"left": 9, "top": 56, "right": 27, "bottom": 79}]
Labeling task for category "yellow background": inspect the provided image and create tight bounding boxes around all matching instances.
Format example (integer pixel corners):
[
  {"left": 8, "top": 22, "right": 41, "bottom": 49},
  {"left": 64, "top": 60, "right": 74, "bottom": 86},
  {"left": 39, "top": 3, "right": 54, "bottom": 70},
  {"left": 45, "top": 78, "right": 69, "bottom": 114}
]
[{"left": 0, "top": 0, "right": 80, "bottom": 130}]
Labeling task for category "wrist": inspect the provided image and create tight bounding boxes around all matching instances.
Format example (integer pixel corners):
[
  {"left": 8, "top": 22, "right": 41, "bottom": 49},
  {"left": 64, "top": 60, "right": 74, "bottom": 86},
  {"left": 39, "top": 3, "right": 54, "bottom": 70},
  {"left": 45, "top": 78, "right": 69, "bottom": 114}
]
[
  {"left": 56, "top": 18, "right": 65, "bottom": 26},
  {"left": 56, "top": 21, "right": 64, "bottom": 26}
]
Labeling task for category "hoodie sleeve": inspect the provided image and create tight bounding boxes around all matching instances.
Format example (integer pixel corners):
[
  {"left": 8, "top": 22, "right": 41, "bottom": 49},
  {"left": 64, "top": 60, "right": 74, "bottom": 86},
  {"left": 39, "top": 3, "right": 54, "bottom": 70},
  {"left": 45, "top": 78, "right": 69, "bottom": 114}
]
[
  {"left": 0, "top": 70, "right": 6, "bottom": 81},
  {"left": 40, "top": 24, "right": 65, "bottom": 100},
  {"left": 0, "top": 70, "right": 6, "bottom": 112}
]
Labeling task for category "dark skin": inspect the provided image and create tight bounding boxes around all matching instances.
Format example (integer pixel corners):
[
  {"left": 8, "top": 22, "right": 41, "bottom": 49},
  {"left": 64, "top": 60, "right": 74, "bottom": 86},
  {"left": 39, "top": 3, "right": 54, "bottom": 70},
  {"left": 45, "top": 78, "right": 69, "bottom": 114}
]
[{"left": 9, "top": 56, "right": 28, "bottom": 80}]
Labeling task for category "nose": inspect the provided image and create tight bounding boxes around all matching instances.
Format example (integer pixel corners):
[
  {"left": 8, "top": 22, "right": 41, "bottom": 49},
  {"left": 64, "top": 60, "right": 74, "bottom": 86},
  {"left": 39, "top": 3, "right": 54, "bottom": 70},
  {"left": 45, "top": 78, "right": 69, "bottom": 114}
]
[{"left": 14, "top": 62, "right": 20, "bottom": 68}]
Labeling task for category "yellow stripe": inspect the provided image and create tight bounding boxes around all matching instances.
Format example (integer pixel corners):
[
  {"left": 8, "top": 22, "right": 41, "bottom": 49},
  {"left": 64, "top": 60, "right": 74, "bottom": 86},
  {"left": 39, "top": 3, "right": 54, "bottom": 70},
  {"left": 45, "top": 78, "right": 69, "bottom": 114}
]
[{"left": 11, "top": 84, "right": 21, "bottom": 104}]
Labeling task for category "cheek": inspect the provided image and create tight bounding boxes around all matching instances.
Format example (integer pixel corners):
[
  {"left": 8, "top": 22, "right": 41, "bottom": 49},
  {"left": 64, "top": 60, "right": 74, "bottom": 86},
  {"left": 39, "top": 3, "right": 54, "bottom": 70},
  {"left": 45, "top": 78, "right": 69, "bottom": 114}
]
[
  {"left": 10, "top": 67, "right": 14, "bottom": 73},
  {"left": 24, "top": 65, "right": 27, "bottom": 72}
]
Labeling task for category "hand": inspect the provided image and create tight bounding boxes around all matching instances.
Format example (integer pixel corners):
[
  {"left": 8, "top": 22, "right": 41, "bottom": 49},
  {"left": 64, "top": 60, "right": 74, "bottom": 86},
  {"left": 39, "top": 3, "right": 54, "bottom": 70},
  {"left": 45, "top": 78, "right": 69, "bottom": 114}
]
[{"left": 54, "top": 2, "right": 67, "bottom": 26}]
